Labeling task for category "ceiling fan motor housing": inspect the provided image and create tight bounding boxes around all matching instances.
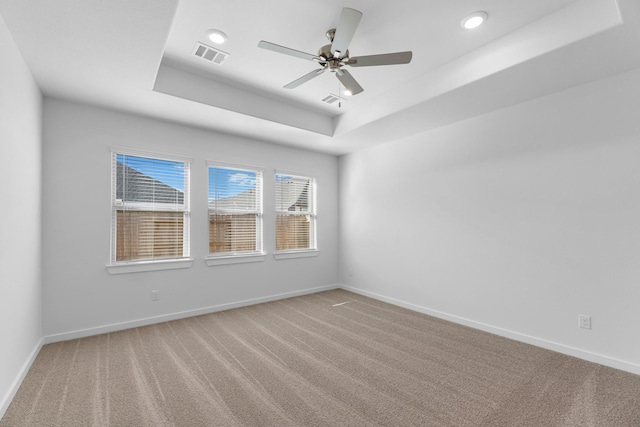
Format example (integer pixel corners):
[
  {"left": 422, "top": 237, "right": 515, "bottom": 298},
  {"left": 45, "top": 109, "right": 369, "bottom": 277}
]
[{"left": 318, "top": 43, "right": 349, "bottom": 72}]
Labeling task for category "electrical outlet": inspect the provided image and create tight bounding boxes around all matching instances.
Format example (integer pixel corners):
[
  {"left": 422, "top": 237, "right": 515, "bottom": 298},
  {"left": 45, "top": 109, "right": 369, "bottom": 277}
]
[
  {"left": 348, "top": 268, "right": 353, "bottom": 277},
  {"left": 151, "top": 290, "right": 160, "bottom": 301},
  {"left": 579, "top": 314, "right": 591, "bottom": 329}
]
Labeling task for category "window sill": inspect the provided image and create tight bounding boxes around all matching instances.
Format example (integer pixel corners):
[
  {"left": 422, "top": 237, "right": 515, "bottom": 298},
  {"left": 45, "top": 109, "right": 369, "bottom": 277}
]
[
  {"left": 274, "top": 250, "right": 319, "bottom": 260},
  {"left": 106, "top": 258, "right": 194, "bottom": 275},
  {"left": 205, "top": 253, "right": 266, "bottom": 266}
]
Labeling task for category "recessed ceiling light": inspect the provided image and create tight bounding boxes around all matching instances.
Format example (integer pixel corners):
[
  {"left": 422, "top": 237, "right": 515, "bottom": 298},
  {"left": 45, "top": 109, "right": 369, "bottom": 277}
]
[
  {"left": 343, "top": 89, "right": 352, "bottom": 97},
  {"left": 461, "top": 11, "right": 488, "bottom": 30},
  {"left": 206, "top": 29, "right": 228, "bottom": 44}
]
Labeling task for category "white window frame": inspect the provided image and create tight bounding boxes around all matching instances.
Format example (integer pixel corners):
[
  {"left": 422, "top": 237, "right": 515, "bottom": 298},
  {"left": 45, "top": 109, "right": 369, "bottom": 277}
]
[
  {"left": 107, "top": 147, "right": 193, "bottom": 274},
  {"left": 206, "top": 161, "right": 265, "bottom": 266},
  {"left": 274, "top": 171, "right": 318, "bottom": 260}
]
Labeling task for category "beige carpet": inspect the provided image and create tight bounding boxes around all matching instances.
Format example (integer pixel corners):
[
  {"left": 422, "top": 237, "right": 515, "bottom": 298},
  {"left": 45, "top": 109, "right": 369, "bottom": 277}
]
[{"left": 2, "top": 289, "right": 639, "bottom": 426}]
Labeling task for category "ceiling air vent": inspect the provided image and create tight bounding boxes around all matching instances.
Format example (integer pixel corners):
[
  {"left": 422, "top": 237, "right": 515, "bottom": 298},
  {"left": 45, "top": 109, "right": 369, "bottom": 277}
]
[
  {"left": 193, "top": 42, "right": 229, "bottom": 65},
  {"left": 321, "top": 94, "right": 346, "bottom": 105}
]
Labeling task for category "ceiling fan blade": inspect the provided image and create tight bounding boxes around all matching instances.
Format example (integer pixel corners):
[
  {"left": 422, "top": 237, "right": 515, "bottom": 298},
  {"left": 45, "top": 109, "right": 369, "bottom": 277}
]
[
  {"left": 284, "top": 68, "right": 326, "bottom": 89},
  {"left": 331, "top": 8, "right": 363, "bottom": 57},
  {"left": 347, "top": 51, "right": 413, "bottom": 67},
  {"left": 258, "top": 41, "right": 322, "bottom": 62},
  {"left": 335, "top": 69, "right": 364, "bottom": 95}
]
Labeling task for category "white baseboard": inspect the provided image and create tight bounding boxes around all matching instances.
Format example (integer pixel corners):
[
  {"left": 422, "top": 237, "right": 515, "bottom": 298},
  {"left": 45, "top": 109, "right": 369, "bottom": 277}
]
[
  {"left": 44, "top": 284, "right": 340, "bottom": 344},
  {"left": 340, "top": 284, "right": 640, "bottom": 376},
  {"left": 0, "top": 337, "right": 44, "bottom": 420}
]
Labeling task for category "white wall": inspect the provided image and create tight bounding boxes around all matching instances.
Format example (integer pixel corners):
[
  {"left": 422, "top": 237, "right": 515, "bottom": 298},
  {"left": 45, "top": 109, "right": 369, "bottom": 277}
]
[
  {"left": 0, "top": 14, "right": 42, "bottom": 415},
  {"left": 41, "top": 99, "right": 339, "bottom": 338},
  {"left": 339, "top": 68, "right": 640, "bottom": 374}
]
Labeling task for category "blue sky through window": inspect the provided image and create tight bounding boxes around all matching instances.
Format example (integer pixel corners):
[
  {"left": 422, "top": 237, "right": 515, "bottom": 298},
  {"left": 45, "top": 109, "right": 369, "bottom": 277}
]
[
  {"left": 208, "top": 167, "right": 257, "bottom": 202},
  {"left": 116, "top": 155, "right": 258, "bottom": 200},
  {"left": 117, "top": 154, "right": 185, "bottom": 192}
]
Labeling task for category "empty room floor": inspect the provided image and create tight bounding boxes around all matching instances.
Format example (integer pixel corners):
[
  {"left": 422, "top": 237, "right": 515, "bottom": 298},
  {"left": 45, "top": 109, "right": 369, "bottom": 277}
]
[{"left": 2, "top": 290, "right": 639, "bottom": 426}]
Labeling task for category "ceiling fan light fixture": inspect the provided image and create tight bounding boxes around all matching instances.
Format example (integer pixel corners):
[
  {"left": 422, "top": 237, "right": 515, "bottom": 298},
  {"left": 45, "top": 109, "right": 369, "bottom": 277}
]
[
  {"left": 206, "top": 29, "right": 228, "bottom": 44},
  {"left": 461, "top": 11, "right": 488, "bottom": 30}
]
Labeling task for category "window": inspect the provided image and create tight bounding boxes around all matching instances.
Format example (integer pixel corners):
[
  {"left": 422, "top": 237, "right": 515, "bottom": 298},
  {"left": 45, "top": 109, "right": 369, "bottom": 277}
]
[
  {"left": 208, "top": 164, "right": 263, "bottom": 262},
  {"left": 275, "top": 172, "right": 316, "bottom": 254},
  {"left": 110, "top": 150, "right": 190, "bottom": 266}
]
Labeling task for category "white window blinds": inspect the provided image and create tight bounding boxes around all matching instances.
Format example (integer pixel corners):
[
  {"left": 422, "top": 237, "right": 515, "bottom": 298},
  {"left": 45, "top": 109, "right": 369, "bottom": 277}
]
[
  {"left": 111, "top": 151, "right": 190, "bottom": 263},
  {"left": 208, "top": 164, "right": 263, "bottom": 255},
  {"left": 275, "top": 172, "right": 316, "bottom": 252}
]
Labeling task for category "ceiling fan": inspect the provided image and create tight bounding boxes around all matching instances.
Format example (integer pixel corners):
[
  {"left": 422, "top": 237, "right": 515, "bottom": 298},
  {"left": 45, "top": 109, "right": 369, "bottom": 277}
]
[{"left": 258, "top": 7, "right": 412, "bottom": 96}]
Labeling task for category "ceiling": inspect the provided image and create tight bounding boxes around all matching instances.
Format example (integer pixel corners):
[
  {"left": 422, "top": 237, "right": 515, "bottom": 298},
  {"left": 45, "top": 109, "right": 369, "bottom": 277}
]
[{"left": 1, "top": 0, "right": 640, "bottom": 155}]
